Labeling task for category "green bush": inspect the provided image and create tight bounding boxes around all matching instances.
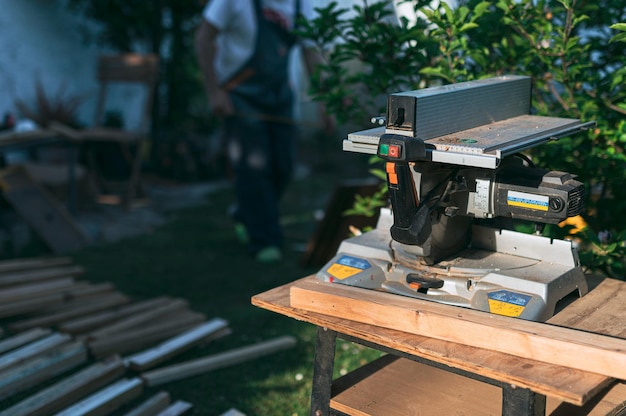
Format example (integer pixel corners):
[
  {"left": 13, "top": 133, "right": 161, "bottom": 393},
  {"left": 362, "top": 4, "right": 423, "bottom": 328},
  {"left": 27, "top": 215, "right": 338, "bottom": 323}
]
[{"left": 299, "top": 0, "right": 626, "bottom": 278}]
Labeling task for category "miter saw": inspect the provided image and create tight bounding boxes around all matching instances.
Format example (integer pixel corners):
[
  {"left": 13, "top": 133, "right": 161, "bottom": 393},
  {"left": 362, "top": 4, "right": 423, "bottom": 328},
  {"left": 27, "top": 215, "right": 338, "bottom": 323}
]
[{"left": 316, "top": 75, "right": 595, "bottom": 322}]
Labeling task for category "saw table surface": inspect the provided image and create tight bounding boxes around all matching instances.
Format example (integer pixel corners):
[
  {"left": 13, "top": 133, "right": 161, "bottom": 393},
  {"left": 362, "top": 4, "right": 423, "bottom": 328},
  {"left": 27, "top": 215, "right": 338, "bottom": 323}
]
[{"left": 252, "top": 275, "right": 626, "bottom": 415}]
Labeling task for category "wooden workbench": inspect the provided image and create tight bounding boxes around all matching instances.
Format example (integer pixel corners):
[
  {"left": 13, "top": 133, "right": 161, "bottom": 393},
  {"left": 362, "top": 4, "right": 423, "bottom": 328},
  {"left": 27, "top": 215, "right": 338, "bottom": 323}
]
[{"left": 252, "top": 275, "right": 626, "bottom": 415}]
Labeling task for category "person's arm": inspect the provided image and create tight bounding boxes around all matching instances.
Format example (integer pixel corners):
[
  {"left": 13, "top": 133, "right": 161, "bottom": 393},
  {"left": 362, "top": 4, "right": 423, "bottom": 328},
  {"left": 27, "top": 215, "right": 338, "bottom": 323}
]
[
  {"left": 301, "top": 46, "right": 336, "bottom": 135},
  {"left": 194, "top": 19, "right": 233, "bottom": 117}
]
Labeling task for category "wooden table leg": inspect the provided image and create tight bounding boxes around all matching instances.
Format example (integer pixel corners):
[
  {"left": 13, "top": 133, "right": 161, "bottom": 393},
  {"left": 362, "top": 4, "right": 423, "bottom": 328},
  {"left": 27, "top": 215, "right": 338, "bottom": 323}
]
[
  {"left": 502, "top": 384, "right": 546, "bottom": 416},
  {"left": 310, "top": 327, "right": 337, "bottom": 416}
]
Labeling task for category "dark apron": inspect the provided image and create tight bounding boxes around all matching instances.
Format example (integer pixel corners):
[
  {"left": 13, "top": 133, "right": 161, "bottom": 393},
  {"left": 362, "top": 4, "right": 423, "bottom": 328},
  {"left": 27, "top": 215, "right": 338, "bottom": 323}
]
[{"left": 224, "top": 0, "right": 300, "bottom": 110}]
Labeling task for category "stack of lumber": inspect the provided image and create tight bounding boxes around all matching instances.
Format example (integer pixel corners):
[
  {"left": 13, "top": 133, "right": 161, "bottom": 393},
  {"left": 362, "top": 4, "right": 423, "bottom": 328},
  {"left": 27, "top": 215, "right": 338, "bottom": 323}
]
[{"left": 0, "top": 256, "right": 297, "bottom": 415}]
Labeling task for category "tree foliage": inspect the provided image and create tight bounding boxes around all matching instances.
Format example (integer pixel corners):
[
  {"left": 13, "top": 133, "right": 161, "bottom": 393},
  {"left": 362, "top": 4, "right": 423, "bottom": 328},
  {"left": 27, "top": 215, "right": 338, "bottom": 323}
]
[{"left": 299, "top": 0, "right": 626, "bottom": 277}]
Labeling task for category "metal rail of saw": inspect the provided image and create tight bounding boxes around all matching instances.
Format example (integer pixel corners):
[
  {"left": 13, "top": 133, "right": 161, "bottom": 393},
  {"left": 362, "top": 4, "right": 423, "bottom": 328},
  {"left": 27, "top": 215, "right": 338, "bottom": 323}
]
[
  {"left": 344, "top": 116, "right": 594, "bottom": 169},
  {"left": 344, "top": 76, "right": 594, "bottom": 169}
]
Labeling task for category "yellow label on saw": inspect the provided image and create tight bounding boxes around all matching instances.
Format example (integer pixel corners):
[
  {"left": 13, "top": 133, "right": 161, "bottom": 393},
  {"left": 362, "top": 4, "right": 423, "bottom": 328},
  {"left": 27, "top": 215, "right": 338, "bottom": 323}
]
[
  {"left": 487, "top": 290, "right": 532, "bottom": 318},
  {"left": 327, "top": 255, "right": 371, "bottom": 280},
  {"left": 327, "top": 264, "right": 362, "bottom": 280},
  {"left": 488, "top": 299, "right": 526, "bottom": 317},
  {"left": 507, "top": 191, "right": 549, "bottom": 211}
]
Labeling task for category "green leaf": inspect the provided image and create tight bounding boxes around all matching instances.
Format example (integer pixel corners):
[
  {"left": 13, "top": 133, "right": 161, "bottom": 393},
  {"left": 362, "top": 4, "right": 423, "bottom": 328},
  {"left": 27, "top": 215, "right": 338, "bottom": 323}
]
[
  {"left": 459, "top": 22, "right": 479, "bottom": 32},
  {"left": 610, "top": 32, "right": 626, "bottom": 43},
  {"left": 610, "top": 23, "right": 626, "bottom": 31},
  {"left": 473, "top": 2, "right": 491, "bottom": 19}
]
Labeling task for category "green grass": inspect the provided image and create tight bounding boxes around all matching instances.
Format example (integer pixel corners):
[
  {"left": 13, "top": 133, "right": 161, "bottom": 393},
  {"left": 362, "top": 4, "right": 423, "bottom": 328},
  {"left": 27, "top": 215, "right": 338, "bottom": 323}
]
[{"left": 62, "top": 144, "right": 384, "bottom": 415}]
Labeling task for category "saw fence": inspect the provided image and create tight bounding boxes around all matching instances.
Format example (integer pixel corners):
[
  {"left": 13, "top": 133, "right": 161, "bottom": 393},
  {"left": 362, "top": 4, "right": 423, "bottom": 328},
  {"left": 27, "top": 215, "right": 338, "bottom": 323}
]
[{"left": 0, "top": 256, "right": 296, "bottom": 416}]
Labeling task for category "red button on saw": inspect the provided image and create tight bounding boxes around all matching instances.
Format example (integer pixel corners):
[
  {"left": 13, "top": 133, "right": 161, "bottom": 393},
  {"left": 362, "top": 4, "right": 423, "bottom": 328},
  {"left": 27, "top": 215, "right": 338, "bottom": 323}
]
[{"left": 388, "top": 144, "right": 401, "bottom": 158}]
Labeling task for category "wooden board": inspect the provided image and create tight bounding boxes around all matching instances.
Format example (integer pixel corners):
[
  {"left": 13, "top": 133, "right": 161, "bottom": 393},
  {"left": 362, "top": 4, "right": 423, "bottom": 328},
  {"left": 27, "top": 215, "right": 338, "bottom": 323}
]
[
  {"left": 122, "top": 391, "right": 170, "bottom": 416},
  {"left": 0, "top": 278, "right": 76, "bottom": 303},
  {"left": 155, "top": 401, "right": 193, "bottom": 416},
  {"left": 86, "top": 298, "right": 188, "bottom": 340},
  {"left": 0, "top": 357, "right": 125, "bottom": 416},
  {"left": 0, "top": 333, "right": 71, "bottom": 372},
  {"left": 0, "top": 256, "right": 73, "bottom": 274},
  {"left": 0, "top": 342, "right": 87, "bottom": 401},
  {"left": 55, "top": 377, "right": 144, "bottom": 416},
  {"left": 290, "top": 277, "right": 626, "bottom": 381},
  {"left": 0, "top": 328, "right": 51, "bottom": 355},
  {"left": 0, "top": 165, "right": 89, "bottom": 254},
  {"left": 548, "top": 278, "right": 626, "bottom": 337},
  {"left": 141, "top": 336, "right": 297, "bottom": 387},
  {"left": 59, "top": 297, "right": 173, "bottom": 335},
  {"left": 8, "top": 292, "right": 130, "bottom": 331},
  {"left": 331, "top": 355, "right": 626, "bottom": 416},
  {"left": 331, "top": 354, "right": 501, "bottom": 416},
  {"left": 125, "top": 318, "right": 229, "bottom": 371},
  {"left": 0, "top": 265, "right": 84, "bottom": 287},
  {"left": 251, "top": 277, "right": 611, "bottom": 405},
  {"left": 87, "top": 312, "right": 210, "bottom": 358}
]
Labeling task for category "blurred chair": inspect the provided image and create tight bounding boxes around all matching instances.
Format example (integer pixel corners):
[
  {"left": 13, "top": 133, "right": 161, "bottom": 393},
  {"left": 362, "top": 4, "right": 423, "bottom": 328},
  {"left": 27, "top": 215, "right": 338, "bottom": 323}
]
[{"left": 52, "top": 53, "right": 159, "bottom": 209}]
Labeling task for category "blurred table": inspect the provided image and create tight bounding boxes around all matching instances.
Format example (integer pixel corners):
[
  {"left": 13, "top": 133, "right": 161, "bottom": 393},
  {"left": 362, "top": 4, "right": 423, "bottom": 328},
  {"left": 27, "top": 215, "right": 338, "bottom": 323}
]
[{"left": 0, "top": 129, "right": 78, "bottom": 214}]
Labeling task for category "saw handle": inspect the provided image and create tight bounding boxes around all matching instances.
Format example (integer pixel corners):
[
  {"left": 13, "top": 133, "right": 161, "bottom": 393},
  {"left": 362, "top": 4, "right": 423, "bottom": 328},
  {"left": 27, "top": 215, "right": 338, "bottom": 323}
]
[
  {"left": 406, "top": 274, "right": 445, "bottom": 291},
  {"left": 378, "top": 134, "right": 430, "bottom": 245}
]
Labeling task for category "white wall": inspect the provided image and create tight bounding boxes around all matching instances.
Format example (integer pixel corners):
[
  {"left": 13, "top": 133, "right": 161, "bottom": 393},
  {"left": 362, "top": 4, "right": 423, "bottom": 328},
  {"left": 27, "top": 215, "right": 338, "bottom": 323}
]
[
  {"left": 0, "top": 0, "right": 144, "bottom": 130},
  {"left": 0, "top": 1, "right": 450, "bottom": 130}
]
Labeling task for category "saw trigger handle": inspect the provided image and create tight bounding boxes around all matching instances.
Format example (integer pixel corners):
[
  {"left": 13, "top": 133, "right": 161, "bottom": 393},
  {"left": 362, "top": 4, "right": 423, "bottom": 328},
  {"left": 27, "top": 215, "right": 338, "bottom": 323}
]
[{"left": 406, "top": 274, "right": 445, "bottom": 292}]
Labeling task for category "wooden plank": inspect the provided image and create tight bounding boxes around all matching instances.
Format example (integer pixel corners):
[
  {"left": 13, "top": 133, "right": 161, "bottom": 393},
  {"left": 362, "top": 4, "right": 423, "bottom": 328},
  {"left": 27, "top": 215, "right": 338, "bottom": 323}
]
[
  {"left": 122, "top": 391, "right": 170, "bottom": 416},
  {"left": 0, "top": 328, "right": 51, "bottom": 354},
  {"left": 0, "top": 293, "right": 65, "bottom": 318},
  {"left": 290, "top": 276, "right": 626, "bottom": 381},
  {"left": 251, "top": 277, "right": 611, "bottom": 405},
  {"left": 0, "top": 256, "right": 73, "bottom": 274},
  {"left": 0, "top": 342, "right": 87, "bottom": 401},
  {"left": 55, "top": 377, "right": 144, "bottom": 416},
  {"left": 9, "top": 292, "right": 131, "bottom": 332},
  {"left": 43, "top": 282, "right": 117, "bottom": 310},
  {"left": 0, "top": 282, "right": 113, "bottom": 320},
  {"left": 88, "top": 312, "right": 211, "bottom": 358},
  {"left": 125, "top": 318, "right": 229, "bottom": 371},
  {"left": 0, "top": 165, "right": 89, "bottom": 254},
  {"left": 331, "top": 355, "right": 502, "bottom": 416},
  {"left": 0, "top": 357, "right": 125, "bottom": 416},
  {"left": 548, "top": 278, "right": 626, "bottom": 337},
  {"left": 59, "top": 297, "right": 174, "bottom": 335},
  {"left": 86, "top": 298, "right": 189, "bottom": 340},
  {"left": 155, "top": 401, "right": 193, "bottom": 416},
  {"left": 331, "top": 355, "right": 626, "bottom": 416},
  {"left": 0, "top": 278, "right": 76, "bottom": 303},
  {"left": 141, "top": 335, "right": 297, "bottom": 387},
  {"left": 0, "top": 265, "right": 84, "bottom": 287},
  {"left": 547, "top": 381, "right": 626, "bottom": 415},
  {"left": 0, "top": 332, "right": 71, "bottom": 372}
]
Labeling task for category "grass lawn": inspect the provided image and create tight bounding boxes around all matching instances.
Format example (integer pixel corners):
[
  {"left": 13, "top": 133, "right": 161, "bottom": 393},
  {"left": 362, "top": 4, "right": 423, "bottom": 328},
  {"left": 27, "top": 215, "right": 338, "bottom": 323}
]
[{"left": 64, "top": 138, "right": 384, "bottom": 415}]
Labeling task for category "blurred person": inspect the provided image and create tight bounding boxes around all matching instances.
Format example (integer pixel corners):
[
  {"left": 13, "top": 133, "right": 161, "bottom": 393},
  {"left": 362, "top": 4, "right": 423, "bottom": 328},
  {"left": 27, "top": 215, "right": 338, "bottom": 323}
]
[{"left": 195, "top": 0, "right": 334, "bottom": 263}]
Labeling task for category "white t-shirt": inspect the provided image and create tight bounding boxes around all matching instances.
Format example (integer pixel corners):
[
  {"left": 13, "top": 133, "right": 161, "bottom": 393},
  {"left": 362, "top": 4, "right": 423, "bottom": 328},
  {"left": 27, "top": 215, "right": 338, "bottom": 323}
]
[{"left": 203, "top": 0, "right": 315, "bottom": 85}]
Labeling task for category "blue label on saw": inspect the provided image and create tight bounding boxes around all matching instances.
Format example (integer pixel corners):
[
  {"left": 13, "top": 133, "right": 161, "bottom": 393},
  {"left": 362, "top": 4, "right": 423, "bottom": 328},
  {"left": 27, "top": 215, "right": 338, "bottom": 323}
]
[
  {"left": 336, "top": 255, "right": 371, "bottom": 270},
  {"left": 488, "top": 290, "right": 532, "bottom": 306},
  {"left": 487, "top": 290, "right": 533, "bottom": 317}
]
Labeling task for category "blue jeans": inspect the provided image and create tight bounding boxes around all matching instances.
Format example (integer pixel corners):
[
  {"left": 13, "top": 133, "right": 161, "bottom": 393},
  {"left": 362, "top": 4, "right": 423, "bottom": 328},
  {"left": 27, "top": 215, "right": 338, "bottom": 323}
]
[{"left": 225, "top": 93, "right": 296, "bottom": 253}]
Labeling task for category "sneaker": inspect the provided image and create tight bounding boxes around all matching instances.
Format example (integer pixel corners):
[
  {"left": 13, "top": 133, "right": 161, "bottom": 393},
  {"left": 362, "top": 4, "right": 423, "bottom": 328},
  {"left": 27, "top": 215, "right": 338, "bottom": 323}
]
[
  {"left": 255, "top": 246, "right": 283, "bottom": 263},
  {"left": 234, "top": 222, "right": 249, "bottom": 244}
]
